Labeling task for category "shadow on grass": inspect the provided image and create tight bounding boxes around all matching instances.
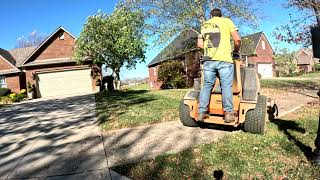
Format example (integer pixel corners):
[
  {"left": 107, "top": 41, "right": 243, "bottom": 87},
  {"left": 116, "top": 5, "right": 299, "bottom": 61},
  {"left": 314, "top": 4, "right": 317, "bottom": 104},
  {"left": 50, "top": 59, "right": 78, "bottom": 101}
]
[
  {"left": 271, "top": 119, "right": 313, "bottom": 160},
  {"left": 95, "top": 90, "right": 158, "bottom": 126},
  {"left": 213, "top": 170, "right": 224, "bottom": 180},
  {"left": 112, "top": 148, "right": 207, "bottom": 179}
]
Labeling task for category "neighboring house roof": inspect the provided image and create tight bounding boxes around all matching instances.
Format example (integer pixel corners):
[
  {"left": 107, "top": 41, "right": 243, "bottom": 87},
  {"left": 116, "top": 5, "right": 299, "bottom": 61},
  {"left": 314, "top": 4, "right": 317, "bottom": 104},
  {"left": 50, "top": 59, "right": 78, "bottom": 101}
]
[
  {"left": 0, "top": 48, "right": 16, "bottom": 65},
  {"left": 9, "top": 46, "right": 36, "bottom": 66},
  {"left": 295, "top": 48, "right": 319, "bottom": 65},
  {"left": 148, "top": 30, "right": 199, "bottom": 67},
  {"left": 20, "top": 26, "right": 77, "bottom": 67},
  {"left": 0, "top": 48, "right": 21, "bottom": 75},
  {"left": 148, "top": 30, "right": 273, "bottom": 67}
]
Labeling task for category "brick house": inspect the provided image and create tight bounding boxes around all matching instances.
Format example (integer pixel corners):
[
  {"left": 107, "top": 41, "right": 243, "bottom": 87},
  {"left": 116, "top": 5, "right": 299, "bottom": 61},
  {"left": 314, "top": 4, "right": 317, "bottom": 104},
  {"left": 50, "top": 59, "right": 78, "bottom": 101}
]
[
  {"left": 148, "top": 30, "right": 274, "bottom": 90},
  {"left": 0, "top": 47, "right": 30, "bottom": 92},
  {"left": 148, "top": 30, "right": 201, "bottom": 90},
  {"left": 0, "top": 26, "right": 101, "bottom": 98},
  {"left": 241, "top": 32, "right": 275, "bottom": 78},
  {"left": 295, "top": 48, "right": 320, "bottom": 72}
]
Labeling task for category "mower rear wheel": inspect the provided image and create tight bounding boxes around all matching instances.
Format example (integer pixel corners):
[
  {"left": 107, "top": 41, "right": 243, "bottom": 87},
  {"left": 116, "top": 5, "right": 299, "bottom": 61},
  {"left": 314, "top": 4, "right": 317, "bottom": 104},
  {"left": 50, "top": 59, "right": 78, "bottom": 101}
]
[
  {"left": 244, "top": 95, "right": 267, "bottom": 134},
  {"left": 179, "top": 101, "right": 198, "bottom": 127}
]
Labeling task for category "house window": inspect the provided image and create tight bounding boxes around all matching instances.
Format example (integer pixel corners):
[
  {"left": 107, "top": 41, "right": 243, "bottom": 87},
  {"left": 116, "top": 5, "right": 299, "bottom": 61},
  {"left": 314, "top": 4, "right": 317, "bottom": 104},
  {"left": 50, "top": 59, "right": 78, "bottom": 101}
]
[
  {"left": 0, "top": 76, "right": 6, "bottom": 88},
  {"left": 262, "top": 40, "right": 266, "bottom": 50},
  {"left": 59, "top": 32, "right": 65, "bottom": 40},
  {"left": 153, "top": 67, "right": 157, "bottom": 76}
]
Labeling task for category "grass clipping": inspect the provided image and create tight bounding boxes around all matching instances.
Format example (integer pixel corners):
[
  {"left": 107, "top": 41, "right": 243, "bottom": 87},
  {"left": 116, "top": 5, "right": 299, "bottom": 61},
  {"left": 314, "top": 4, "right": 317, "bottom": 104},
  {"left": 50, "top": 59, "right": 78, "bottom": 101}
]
[{"left": 113, "top": 103, "right": 320, "bottom": 179}]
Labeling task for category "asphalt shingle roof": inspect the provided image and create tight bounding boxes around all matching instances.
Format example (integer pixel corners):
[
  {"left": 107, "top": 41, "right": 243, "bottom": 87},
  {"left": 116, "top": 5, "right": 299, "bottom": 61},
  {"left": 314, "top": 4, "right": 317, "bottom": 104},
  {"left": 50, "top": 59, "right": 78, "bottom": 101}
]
[
  {"left": 147, "top": 30, "right": 198, "bottom": 67},
  {"left": 9, "top": 46, "right": 36, "bottom": 66},
  {"left": 241, "top": 31, "right": 263, "bottom": 55}
]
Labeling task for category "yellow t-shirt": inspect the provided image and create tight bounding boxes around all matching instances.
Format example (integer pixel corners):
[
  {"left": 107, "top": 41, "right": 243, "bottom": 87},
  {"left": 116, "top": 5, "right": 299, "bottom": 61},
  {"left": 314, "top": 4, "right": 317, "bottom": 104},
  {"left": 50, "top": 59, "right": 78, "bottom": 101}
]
[{"left": 201, "top": 17, "right": 238, "bottom": 63}]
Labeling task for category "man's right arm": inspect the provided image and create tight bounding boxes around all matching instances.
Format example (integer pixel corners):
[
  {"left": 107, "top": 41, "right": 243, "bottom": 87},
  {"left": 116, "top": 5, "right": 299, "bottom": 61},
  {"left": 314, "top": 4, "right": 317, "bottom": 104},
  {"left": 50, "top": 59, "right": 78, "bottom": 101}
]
[
  {"left": 197, "top": 35, "right": 204, "bottom": 49},
  {"left": 231, "top": 30, "right": 241, "bottom": 53}
]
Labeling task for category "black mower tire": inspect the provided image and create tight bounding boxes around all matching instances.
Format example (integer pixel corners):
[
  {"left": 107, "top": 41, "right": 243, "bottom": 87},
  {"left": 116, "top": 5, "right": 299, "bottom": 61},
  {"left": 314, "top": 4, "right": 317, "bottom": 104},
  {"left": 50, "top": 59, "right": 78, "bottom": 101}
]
[
  {"left": 242, "top": 67, "right": 258, "bottom": 101},
  {"left": 244, "top": 95, "right": 268, "bottom": 134},
  {"left": 179, "top": 101, "right": 198, "bottom": 127}
]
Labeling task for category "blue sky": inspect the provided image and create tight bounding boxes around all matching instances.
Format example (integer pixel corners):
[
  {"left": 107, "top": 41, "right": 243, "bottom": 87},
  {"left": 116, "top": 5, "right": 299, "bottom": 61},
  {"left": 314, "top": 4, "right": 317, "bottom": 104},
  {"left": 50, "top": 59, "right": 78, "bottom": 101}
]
[{"left": 0, "top": 0, "right": 302, "bottom": 80}]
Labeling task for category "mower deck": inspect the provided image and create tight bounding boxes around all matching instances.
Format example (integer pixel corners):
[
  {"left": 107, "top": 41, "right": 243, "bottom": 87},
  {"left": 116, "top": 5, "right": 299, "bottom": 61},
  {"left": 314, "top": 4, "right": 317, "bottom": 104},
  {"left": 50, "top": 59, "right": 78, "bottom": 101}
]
[{"left": 203, "top": 115, "right": 239, "bottom": 127}]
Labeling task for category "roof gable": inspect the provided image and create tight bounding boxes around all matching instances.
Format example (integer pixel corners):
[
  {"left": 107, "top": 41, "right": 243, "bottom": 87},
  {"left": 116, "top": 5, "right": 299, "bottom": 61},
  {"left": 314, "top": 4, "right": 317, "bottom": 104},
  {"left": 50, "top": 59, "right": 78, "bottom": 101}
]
[
  {"left": 259, "top": 33, "right": 274, "bottom": 54},
  {"left": 0, "top": 54, "right": 21, "bottom": 75},
  {"left": 20, "top": 26, "right": 76, "bottom": 67},
  {"left": 295, "top": 49, "right": 313, "bottom": 65}
]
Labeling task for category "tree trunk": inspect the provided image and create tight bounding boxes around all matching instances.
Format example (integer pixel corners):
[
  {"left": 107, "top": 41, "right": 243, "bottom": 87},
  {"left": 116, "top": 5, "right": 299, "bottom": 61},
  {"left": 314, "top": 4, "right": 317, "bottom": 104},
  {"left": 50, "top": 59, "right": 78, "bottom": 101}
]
[{"left": 115, "top": 70, "right": 121, "bottom": 90}]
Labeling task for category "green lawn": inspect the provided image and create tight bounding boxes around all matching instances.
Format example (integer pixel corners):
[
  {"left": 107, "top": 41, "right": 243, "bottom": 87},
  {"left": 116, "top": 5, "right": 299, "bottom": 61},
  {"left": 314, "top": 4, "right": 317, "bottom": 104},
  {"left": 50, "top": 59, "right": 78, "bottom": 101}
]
[
  {"left": 261, "top": 79, "right": 320, "bottom": 90},
  {"left": 298, "top": 72, "right": 320, "bottom": 78},
  {"left": 112, "top": 104, "right": 320, "bottom": 179},
  {"left": 125, "top": 83, "right": 150, "bottom": 90},
  {"left": 95, "top": 88, "right": 188, "bottom": 131}
]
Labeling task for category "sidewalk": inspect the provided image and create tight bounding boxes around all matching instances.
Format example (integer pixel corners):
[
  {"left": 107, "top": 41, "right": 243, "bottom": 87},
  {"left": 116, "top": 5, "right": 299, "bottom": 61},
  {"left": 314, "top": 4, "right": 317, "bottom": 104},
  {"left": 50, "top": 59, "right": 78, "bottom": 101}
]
[{"left": 102, "top": 121, "right": 231, "bottom": 167}]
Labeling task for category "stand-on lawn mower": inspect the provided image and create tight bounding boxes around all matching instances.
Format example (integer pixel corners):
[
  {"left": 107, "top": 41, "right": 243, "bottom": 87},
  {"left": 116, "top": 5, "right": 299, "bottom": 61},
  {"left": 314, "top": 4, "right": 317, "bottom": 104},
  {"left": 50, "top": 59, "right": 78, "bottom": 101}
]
[{"left": 179, "top": 56, "right": 276, "bottom": 134}]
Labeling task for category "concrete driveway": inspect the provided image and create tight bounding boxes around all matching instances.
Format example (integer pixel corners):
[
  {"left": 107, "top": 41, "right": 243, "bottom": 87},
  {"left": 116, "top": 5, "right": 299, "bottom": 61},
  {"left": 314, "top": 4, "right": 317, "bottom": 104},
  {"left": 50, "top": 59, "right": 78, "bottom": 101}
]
[{"left": 0, "top": 94, "right": 122, "bottom": 180}]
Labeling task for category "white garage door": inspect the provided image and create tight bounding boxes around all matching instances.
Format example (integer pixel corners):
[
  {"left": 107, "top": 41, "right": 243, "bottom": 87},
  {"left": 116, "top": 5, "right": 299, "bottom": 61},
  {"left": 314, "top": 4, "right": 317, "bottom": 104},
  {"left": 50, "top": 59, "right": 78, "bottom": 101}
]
[
  {"left": 38, "top": 69, "right": 92, "bottom": 98},
  {"left": 258, "top": 63, "right": 273, "bottom": 78}
]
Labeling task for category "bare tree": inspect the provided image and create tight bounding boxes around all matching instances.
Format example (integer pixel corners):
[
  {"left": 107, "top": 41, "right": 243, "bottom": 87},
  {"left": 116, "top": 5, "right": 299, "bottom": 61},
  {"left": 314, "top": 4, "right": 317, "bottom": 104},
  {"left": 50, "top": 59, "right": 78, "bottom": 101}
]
[
  {"left": 15, "top": 30, "right": 47, "bottom": 48},
  {"left": 274, "top": 0, "right": 320, "bottom": 46}
]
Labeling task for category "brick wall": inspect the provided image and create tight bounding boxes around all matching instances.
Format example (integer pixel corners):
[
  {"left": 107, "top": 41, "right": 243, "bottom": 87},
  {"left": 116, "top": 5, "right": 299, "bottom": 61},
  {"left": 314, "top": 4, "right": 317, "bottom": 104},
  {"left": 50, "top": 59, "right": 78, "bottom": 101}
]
[
  {"left": 148, "top": 65, "right": 162, "bottom": 90},
  {"left": 32, "top": 31, "right": 75, "bottom": 61},
  {"left": 249, "top": 34, "right": 274, "bottom": 63},
  {"left": 5, "top": 74, "right": 21, "bottom": 93}
]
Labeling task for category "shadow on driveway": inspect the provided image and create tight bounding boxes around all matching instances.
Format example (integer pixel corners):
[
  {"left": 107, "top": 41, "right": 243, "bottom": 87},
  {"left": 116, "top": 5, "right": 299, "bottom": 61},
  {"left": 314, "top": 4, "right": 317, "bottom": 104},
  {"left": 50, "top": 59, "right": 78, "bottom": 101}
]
[{"left": 0, "top": 94, "right": 109, "bottom": 179}]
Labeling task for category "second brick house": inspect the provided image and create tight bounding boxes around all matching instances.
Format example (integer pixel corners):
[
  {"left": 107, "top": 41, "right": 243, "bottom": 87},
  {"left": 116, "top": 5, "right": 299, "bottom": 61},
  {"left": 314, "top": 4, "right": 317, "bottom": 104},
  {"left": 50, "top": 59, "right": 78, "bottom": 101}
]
[
  {"left": 0, "top": 26, "right": 101, "bottom": 98},
  {"left": 148, "top": 30, "right": 275, "bottom": 90}
]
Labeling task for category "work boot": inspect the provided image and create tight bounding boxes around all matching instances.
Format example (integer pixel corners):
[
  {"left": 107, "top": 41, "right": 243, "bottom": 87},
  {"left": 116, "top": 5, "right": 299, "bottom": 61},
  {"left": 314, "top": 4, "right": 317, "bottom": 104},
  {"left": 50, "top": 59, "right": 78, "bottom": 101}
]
[
  {"left": 198, "top": 113, "right": 207, "bottom": 122},
  {"left": 224, "top": 112, "right": 235, "bottom": 123}
]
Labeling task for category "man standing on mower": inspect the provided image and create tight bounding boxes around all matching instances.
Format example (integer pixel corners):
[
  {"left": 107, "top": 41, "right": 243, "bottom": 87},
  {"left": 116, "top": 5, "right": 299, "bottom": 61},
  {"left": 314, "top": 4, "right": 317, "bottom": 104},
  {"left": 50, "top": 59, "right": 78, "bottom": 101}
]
[{"left": 197, "top": 9, "right": 241, "bottom": 123}]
